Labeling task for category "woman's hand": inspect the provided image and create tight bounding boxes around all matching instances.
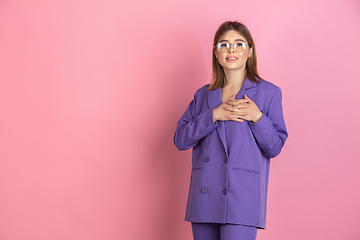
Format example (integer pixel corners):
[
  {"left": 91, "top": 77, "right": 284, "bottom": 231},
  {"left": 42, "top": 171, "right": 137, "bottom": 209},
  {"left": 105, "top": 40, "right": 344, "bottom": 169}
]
[
  {"left": 224, "top": 95, "right": 263, "bottom": 123},
  {"left": 213, "top": 95, "right": 250, "bottom": 123}
]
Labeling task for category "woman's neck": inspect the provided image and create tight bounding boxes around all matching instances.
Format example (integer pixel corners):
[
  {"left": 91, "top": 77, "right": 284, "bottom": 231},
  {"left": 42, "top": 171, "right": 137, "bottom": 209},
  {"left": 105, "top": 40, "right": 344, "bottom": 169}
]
[{"left": 223, "top": 68, "right": 247, "bottom": 89}]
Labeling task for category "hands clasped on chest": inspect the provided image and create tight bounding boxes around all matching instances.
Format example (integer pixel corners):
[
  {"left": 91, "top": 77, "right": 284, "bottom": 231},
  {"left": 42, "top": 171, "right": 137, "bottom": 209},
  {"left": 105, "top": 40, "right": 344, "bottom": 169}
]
[{"left": 212, "top": 94, "right": 263, "bottom": 124}]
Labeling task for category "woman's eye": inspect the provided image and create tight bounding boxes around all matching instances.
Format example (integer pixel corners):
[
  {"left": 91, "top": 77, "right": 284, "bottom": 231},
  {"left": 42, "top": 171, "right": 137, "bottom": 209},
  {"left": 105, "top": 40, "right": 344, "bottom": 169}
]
[{"left": 235, "top": 42, "right": 246, "bottom": 49}]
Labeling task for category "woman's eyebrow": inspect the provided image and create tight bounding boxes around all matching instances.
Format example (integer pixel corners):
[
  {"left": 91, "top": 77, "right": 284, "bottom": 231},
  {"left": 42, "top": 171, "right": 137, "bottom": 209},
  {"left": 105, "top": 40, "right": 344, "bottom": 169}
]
[{"left": 219, "top": 39, "right": 245, "bottom": 43}]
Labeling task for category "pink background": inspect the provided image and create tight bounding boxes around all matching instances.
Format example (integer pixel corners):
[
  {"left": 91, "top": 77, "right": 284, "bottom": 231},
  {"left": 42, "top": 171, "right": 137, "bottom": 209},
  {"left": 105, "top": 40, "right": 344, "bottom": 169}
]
[{"left": 1, "top": 0, "right": 360, "bottom": 239}]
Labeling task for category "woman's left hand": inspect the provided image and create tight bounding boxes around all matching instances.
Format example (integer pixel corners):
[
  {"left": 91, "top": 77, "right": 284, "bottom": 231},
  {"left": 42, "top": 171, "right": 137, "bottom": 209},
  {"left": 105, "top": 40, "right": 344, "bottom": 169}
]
[{"left": 224, "top": 95, "right": 263, "bottom": 123}]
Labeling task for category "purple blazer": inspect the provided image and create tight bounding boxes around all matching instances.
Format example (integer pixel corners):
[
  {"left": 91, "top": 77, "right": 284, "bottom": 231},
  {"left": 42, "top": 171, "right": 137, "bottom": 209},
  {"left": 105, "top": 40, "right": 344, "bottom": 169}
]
[{"left": 174, "top": 78, "right": 288, "bottom": 229}]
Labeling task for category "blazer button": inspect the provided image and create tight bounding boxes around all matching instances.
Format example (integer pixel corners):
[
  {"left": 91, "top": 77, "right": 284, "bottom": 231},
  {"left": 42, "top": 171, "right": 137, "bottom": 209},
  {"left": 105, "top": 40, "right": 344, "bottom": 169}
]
[
  {"left": 223, "top": 157, "right": 228, "bottom": 163},
  {"left": 203, "top": 156, "right": 210, "bottom": 162},
  {"left": 222, "top": 188, "right": 227, "bottom": 195},
  {"left": 201, "top": 187, "right": 208, "bottom": 194}
]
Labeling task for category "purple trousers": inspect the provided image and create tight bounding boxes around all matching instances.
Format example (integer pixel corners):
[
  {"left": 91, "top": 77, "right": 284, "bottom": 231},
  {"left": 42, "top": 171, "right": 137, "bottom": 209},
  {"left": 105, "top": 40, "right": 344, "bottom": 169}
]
[{"left": 191, "top": 223, "right": 257, "bottom": 240}]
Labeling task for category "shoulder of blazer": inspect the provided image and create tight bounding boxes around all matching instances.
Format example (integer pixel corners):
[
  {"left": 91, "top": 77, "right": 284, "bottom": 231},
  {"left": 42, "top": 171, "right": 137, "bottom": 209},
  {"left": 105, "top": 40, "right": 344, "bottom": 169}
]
[
  {"left": 256, "top": 78, "right": 281, "bottom": 93},
  {"left": 193, "top": 84, "right": 211, "bottom": 106},
  {"left": 194, "top": 84, "right": 211, "bottom": 97}
]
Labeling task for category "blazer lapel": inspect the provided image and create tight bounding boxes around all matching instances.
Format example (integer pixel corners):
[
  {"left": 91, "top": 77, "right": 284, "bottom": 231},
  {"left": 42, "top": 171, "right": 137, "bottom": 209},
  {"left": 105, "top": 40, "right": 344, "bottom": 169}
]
[
  {"left": 235, "top": 78, "right": 258, "bottom": 100},
  {"left": 206, "top": 87, "right": 222, "bottom": 110},
  {"left": 206, "top": 88, "right": 228, "bottom": 155}
]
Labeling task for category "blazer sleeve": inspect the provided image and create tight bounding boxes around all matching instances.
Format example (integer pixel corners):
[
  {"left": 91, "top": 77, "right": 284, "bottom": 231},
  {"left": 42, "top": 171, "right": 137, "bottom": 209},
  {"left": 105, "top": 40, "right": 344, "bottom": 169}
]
[
  {"left": 248, "top": 87, "right": 288, "bottom": 158},
  {"left": 174, "top": 88, "right": 220, "bottom": 151}
]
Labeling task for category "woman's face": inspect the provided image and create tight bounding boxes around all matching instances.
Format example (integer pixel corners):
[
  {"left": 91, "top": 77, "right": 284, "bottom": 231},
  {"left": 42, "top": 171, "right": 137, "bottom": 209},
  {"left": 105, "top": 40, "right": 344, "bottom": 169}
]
[{"left": 214, "top": 30, "right": 252, "bottom": 72}]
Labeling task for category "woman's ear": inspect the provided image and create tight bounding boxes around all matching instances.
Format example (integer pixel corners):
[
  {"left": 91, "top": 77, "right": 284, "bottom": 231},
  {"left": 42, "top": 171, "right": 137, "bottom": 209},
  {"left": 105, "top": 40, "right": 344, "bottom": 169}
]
[{"left": 248, "top": 47, "right": 253, "bottom": 58}]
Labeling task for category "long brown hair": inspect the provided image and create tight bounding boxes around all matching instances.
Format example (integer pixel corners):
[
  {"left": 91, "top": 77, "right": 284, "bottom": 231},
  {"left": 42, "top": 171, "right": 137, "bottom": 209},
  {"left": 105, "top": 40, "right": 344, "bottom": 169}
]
[{"left": 208, "top": 21, "right": 262, "bottom": 90}]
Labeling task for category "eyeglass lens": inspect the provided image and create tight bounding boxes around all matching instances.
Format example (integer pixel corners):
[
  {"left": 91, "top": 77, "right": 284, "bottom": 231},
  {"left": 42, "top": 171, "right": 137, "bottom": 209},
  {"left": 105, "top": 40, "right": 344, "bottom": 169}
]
[{"left": 217, "top": 42, "right": 246, "bottom": 53}]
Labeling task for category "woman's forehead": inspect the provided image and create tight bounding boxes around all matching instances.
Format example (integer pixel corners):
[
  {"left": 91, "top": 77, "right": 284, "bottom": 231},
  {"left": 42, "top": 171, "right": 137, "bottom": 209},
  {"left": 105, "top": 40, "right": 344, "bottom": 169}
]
[{"left": 219, "top": 30, "right": 246, "bottom": 42}]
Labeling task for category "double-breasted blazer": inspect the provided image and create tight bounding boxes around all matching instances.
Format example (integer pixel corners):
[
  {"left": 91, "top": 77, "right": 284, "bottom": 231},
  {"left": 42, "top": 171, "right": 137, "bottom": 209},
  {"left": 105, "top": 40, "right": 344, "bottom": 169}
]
[{"left": 174, "top": 78, "right": 288, "bottom": 229}]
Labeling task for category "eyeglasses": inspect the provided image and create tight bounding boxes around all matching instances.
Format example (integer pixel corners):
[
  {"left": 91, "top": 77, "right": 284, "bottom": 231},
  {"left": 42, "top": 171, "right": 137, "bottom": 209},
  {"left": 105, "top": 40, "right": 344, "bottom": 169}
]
[{"left": 214, "top": 41, "right": 249, "bottom": 53}]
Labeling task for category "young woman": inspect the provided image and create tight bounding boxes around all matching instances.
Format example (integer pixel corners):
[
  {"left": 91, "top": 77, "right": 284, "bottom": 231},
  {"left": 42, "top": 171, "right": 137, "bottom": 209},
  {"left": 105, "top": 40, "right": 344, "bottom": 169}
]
[{"left": 174, "top": 21, "right": 288, "bottom": 240}]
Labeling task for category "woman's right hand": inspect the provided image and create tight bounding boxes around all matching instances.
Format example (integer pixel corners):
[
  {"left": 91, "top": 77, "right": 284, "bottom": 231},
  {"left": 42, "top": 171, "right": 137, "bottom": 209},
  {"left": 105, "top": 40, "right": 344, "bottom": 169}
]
[{"left": 212, "top": 95, "right": 249, "bottom": 123}]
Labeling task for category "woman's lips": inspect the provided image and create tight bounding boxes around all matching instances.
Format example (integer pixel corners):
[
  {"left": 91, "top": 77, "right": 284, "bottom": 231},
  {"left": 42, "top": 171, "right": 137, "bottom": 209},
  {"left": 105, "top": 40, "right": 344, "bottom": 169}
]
[{"left": 226, "top": 57, "right": 238, "bottom": 62}]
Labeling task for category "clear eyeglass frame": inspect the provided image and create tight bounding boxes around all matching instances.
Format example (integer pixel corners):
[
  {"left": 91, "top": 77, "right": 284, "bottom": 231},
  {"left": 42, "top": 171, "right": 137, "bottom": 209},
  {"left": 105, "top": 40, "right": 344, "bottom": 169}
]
[{"left": 214, "top": 42, "right": 249, "bottom": 53}]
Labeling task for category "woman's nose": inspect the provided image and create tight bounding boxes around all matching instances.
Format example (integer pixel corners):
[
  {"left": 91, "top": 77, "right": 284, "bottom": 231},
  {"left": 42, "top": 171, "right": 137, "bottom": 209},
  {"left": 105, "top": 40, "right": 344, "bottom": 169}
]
[{"left": 228, "top": 44, "right": 236, "bottom": 52}]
